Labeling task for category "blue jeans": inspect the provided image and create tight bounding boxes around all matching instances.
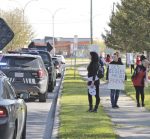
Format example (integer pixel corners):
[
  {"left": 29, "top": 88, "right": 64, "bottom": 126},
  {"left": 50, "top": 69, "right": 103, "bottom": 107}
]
[{"left": 110, "top": 89, "right": 120, "bottom": 107}]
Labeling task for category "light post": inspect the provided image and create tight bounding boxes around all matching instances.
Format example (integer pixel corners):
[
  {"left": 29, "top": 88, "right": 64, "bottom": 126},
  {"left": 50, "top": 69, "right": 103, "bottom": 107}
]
[
  {"left": 52, "top": 8, "right": 64, "bottom": 55},
  {"left": 41, "top": 8, "right": 64, "bottom": 55},
  {"left": 22, "top": 0, "right": 38, "bottom": 30},
  {"left": 90, "top": 0, "right": 93, "bottom": 44}
]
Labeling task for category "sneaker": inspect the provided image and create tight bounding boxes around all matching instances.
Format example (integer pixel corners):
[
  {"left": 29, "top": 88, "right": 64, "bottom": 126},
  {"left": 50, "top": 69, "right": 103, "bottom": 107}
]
[{"left": 137, "top": 103, "right": 140, "bottom": 107}]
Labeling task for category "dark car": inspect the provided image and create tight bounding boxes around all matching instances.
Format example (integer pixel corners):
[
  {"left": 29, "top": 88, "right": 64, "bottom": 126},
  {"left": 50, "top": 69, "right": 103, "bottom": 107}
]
[
  {"left": 19, "top": 49, "right": 57, "bottom": 92},
  {"left": 0, "top": 71, "right": 27, "bottom": 139},
  {"left": 52, "top": 57, "right": 63, "bottom": 78},
  {"left": 0, "top": 53, "right": 48, "bottom": 102}
]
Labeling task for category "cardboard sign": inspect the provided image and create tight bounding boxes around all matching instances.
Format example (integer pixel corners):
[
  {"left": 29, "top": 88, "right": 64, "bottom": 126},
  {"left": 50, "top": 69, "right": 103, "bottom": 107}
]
[
  {"left": 127, "top": 53, "right": 134, "bottom": 65},
  {"left": 108, "top": 64, "right": 126, "bottom": 90},
  {"left": 0, "top": 18, "right": 14, "bottom": 50}
]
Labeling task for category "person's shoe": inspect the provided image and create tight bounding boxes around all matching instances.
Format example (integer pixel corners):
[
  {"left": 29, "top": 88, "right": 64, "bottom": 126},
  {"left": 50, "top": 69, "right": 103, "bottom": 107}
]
[
  {"left": 114, "top": 105, "right": 119, "bottom": 108},
  {"left": 92, "top": 108, "right": 97, "bottom": 113},
  {"left": 137, "top": 103, "right": 140, "bottom": 107},
  {"left": 142, "top": 103, "right": 145, "bottom": 107},
  {"left": 87, "top": 108, "right": 93, "bottom": 112},
  {"left": 112, "top": 105, "right": 115, "bottom": 108}
]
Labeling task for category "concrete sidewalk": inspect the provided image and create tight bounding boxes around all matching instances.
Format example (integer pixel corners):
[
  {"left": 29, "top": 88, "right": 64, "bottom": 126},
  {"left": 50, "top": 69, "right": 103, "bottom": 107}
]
[{"left": 78, "top": 66, "right": 150, "bottom": 139}]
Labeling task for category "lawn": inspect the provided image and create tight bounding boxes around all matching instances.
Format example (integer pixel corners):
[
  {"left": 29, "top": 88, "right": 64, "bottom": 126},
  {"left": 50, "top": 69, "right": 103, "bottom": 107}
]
[
  {"left": 59, "top": 68, "right": 117, "bottom": 139},
  {"left": 125, "top": 68, "right": 150, "bottom": 110}
]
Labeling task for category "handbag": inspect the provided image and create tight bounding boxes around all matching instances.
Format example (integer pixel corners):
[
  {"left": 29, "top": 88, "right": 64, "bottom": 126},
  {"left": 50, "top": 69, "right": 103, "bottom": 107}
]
[{"left": 97, "top": 65, "right": 104, "bottom": 79}]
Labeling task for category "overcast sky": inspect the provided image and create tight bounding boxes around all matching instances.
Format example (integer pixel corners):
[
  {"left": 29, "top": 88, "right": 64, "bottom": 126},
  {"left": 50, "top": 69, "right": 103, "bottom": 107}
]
[{"left": 0, "top": 0, "right": 121, "bottom": 39}]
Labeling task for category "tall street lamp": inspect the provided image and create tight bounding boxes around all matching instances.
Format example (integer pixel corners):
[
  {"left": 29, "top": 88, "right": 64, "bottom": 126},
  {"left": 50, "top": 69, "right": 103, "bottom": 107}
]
[
  {"left": 90, "top": 0, "right": 93, "bottom": 44},
  {"left": 41, "top": 8, "right": 64, "bottom": 55},
  {"left": 52, "top": 8, "right": 64, "bottom": 55},
  {"left": 22, "top": 0, "right": 38, "bottom": 30}
]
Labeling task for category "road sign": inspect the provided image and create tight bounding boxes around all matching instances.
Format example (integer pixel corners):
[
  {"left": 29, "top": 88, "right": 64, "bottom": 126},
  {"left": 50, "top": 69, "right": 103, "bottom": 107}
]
[{"left": 0, "top": 18, "right": 14, "bottom": 50}]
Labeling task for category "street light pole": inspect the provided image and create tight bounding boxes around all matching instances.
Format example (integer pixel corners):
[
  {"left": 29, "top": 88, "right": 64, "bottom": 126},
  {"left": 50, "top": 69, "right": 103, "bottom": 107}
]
[
  {"left": 90, "top": 0, "right": 93, "bottom": 44},
  {"left": 23, "top": 0, "right": 38, "bottom": 30},
  {"left": 52, "top": 8, "right": 64, "bottom": 56}
]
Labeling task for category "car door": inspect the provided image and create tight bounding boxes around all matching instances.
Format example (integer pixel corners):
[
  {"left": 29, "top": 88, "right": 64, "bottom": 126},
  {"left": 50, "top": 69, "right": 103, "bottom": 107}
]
[{"left": 5, "top": 80, "right": 26, "bottom": 138}]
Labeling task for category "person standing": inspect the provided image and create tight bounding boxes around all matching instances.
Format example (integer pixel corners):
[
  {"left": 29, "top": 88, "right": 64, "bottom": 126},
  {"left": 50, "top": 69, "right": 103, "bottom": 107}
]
[
  {"left": 132, "top": 58, "right": 149, "bottom": 107},
  {"left": 106, "top": 53, "right": 125, "bottom": 108},
  {"left": 87, "top": 51, "right": 100, "bottom": 112}
]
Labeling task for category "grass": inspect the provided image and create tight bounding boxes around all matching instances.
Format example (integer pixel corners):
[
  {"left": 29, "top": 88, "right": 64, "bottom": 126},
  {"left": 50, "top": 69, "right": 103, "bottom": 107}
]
[
  {"left": 59, "top": 68, "right": 117, "bottom": 139},
  {"left": 125, "top": 68, "right": 150, "bottom": 110}
]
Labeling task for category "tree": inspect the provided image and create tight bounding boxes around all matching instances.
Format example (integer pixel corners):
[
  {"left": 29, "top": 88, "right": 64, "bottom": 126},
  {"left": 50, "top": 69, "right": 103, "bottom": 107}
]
[
  {"left": 102, "top": 0, "right": 150, "bottom": 52},
  {"left": 1, "top": 8, "right": 34, "bottom": 51}
]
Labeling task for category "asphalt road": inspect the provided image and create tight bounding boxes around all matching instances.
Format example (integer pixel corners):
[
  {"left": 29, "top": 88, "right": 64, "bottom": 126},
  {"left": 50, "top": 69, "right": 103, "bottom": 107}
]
[{"left": 26, "top": 78, "right": 61, "bottom": 139}]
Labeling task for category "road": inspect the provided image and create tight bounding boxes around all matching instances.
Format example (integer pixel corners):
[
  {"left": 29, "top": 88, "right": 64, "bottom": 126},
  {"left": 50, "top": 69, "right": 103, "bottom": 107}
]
[{"left": 26, "top": 78, "right": 61, "bottom": 139}]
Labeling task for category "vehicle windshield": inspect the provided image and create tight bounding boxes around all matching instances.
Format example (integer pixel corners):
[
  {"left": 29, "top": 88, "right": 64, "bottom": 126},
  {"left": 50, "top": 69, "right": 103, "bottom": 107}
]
[{"left": 0, "top": 56, "right": 39, "bottom": 68}]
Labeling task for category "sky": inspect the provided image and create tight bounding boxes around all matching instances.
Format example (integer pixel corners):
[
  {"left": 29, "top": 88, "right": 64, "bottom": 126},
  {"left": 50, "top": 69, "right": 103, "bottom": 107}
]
[{"left": 0, "top": 0, "right": 121, "bottom": 39}]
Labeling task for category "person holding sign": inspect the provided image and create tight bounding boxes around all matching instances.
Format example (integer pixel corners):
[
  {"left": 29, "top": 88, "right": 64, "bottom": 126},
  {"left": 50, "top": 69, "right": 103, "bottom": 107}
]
[
  {"left": 106, "top": 53, "right": 126, "bottom": 108},
  {"left": 87, "top": 51, "right": 100, "bottom": 112},
  {"left": 132, "top": 57, "right": 150, "bottom": 107}
]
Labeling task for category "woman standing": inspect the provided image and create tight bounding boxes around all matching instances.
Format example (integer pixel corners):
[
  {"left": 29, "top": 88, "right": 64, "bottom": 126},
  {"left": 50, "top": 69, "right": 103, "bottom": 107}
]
[
  {"left": 132, "top": 58, "right": 150, "bottom": 107},
  {"left": 87, "top": 51, "right": 100, "bottom": 112}
]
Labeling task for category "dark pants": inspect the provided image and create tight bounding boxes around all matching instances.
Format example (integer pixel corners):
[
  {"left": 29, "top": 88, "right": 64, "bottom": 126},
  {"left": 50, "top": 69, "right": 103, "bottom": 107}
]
[
  {"left": 134, "top": 86, "right": 144, "bottom": 105},
  {"left": 131, "top": 64, "right": 135, "bottom": 74},
  {"left": 88, "top": 84, "right": 100, "bottom": 110},
  {"left": 110, "top": 89, "right": 120, "bottom": 107}
]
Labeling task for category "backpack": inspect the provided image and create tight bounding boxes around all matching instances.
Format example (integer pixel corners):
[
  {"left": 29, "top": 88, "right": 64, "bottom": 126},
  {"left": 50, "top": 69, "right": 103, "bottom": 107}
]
[{"left": 97, "top": 65, "right": 105, "bottom": 79}]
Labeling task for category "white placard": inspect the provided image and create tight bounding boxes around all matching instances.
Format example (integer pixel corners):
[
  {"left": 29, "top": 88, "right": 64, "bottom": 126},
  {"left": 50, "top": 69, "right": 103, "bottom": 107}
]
[
  {"left": 127, "top": 53, "right": 134, "bottom": 65},
  {"left": 108, "top": 64, "right": 125, "bottom": 90}
]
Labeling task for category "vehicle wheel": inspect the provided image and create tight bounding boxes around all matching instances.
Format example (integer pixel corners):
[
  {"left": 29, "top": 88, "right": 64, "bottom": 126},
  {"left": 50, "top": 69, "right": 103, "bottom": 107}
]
[
  {"left": 48, "top": 81, "right": 54, "bottom": 92},
  {"left": 39, "top": 93, "right": 46, "bottom": 102},
  {"left": 21, "top": 112, "right": 27, "bottom": 139},
  {"left": 54, "top": 80, "right": 56, "bottom": 86},
  {"left": 13, "top": 124, "right": 17, "bottom": 139},
  {"left": 21, "top": 123, "right": 26, "bottom": 139}
]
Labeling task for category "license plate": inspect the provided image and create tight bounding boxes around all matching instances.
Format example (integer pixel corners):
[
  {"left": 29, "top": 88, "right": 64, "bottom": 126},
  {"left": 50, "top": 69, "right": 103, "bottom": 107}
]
[{"left": 15, "top": 72, "right": 24, "bottom": 77}]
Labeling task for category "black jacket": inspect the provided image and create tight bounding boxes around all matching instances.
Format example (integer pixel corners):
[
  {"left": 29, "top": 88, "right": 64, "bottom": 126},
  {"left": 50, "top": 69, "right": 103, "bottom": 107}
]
[{"left": 87, "top": 52, "right": 100, "bottom": 85}]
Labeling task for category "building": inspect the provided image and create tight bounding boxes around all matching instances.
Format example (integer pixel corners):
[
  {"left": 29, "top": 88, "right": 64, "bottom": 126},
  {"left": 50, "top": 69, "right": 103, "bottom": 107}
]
[{"left": 32, "top": 37, "right": 90, "bottom": 57}]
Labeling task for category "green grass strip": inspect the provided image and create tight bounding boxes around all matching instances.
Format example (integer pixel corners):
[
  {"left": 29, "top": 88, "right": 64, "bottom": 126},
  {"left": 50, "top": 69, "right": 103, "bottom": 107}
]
[{"left": 59, "top": 68, "right": 117, "bottom": 139}]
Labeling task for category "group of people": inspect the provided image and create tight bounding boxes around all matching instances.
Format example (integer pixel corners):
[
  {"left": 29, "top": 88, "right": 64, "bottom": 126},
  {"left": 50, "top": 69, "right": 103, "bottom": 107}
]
[{"left": 87, "top": 51, "right": 150, "bottom": 112}]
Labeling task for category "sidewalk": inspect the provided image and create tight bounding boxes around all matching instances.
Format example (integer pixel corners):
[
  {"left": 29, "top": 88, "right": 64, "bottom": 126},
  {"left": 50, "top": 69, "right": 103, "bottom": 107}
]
[{"left": 78, "top": 66, "right": 150, "bottom": 139}]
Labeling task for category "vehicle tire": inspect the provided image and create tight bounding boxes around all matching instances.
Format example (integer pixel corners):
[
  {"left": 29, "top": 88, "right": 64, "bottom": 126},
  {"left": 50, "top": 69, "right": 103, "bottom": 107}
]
[
  {"left": 13, "top": 123, "right": 17, "bottom": 139},
  {"left": 39, "top": 93, "right": 46, "bottom": 102},
  {"left": 21, "top": 112, "right": 27, "bottom": 139},
  {"left": 54, "top": 80, "right": 56, "bottom": 86},
  {"left": 48, "top": 81, "right": 54, "bottom": 92}
]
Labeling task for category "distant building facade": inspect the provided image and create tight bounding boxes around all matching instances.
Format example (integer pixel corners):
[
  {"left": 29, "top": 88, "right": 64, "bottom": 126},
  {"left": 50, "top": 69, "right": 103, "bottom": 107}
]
[{"left": 32, "top": 37, "right": 90, "bottom": 57}]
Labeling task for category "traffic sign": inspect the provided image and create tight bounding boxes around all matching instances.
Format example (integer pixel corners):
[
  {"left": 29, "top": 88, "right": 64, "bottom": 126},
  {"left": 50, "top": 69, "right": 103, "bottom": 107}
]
[{"left": 0, "top": 18, "right": 14, "bottom": 50}]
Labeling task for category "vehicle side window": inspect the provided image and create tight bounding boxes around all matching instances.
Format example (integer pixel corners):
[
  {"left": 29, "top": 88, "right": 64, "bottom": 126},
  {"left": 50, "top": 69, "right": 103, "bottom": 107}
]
[
  {"left": 5, "top": 80, "right": 16, "bottom": 99},
  {"left": 7, "top": 81, "right": 16, "bottom": 98},
  {"left": 3, "top": 85, "right": 11, "bottom": 99}
]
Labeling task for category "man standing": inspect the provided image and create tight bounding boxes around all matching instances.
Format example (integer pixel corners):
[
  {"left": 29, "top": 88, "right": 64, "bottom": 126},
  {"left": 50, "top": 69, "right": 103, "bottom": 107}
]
[{"left": 106, "top": 53, "right": 125, "bottom": 108}]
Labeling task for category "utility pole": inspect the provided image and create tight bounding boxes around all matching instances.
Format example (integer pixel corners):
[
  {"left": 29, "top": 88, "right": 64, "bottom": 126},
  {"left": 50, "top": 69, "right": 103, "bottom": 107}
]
[{"left": 90, "top": 0, "right": 93, "bottom": 44}]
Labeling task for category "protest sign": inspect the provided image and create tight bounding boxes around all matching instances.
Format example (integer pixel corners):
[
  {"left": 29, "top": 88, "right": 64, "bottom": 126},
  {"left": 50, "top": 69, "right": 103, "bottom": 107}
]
[
  {"left": 108, "top": 64, "right": 126, "bottom": 90},
  {"left": 127, "top": 53, "right": 134, "bottom": 65}
]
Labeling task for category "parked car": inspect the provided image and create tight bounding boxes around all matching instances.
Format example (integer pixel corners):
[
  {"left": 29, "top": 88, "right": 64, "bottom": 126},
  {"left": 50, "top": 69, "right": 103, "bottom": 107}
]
[
  {"left": 0, "top": 53, "right": 48, "bottom": 102},
  {"left": 52, "top": 57, "right": 63, "bottom": 78},
  {"left": 55, "top": 55, "right": 65, "bottom": 64},
  {"left": 20, "top": 49, "right": 57, "bottom": 92},
  {"left": 0, "top": 70, "right": 27, "bottom": 139}
]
